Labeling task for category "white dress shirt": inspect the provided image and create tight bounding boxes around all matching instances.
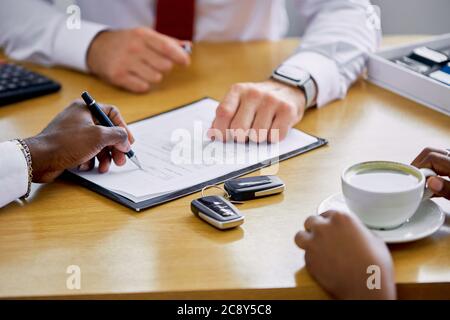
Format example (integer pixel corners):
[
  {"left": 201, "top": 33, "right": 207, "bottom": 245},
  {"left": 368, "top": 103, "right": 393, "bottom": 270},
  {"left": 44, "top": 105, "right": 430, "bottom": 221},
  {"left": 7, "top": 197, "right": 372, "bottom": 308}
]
[
  {"left": 0, "top": 141, "right": 28, "bottom": 208},
  {"left": 0, "top": 0, "right": 380, "bottom": 107}
]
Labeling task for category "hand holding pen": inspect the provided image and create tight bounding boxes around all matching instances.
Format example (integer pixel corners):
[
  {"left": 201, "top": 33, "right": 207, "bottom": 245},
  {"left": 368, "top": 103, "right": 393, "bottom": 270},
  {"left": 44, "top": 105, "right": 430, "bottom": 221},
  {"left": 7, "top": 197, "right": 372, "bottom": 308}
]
[
  {"left": 81, "top": 91, "right": 143, "bottom": 170},
  {"left": 23, "top": 99, "right": 138, "bottom": 183}
]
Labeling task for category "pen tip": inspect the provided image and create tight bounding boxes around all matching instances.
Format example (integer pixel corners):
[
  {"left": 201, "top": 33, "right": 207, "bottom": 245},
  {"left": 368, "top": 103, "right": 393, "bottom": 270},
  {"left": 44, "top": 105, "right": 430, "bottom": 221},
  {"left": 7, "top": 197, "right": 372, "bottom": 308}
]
[{"left": 132, "top": 156, "right": 144, "bottom": 170}]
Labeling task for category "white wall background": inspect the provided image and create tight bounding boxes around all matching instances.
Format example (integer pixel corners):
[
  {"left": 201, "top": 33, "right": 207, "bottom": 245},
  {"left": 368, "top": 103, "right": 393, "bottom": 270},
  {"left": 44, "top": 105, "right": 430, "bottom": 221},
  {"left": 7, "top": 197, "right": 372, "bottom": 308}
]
[{"left": 287, "top": 0, "right": 450, "bottom": 36}]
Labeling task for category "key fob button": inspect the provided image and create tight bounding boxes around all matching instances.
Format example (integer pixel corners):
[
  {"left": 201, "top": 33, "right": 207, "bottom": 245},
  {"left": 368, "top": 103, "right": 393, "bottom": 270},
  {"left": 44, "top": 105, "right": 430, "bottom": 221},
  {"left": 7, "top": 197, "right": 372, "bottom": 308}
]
[{"left": 191, "top": 196, "right": 244, "bottom": 230}]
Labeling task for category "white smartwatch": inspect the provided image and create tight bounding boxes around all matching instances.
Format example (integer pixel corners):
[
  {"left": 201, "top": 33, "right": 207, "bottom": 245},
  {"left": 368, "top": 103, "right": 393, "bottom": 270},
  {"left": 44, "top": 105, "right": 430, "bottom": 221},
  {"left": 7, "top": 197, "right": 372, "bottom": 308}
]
[{"left": 271, "top": 65, "right": 317, "bottom": 108}]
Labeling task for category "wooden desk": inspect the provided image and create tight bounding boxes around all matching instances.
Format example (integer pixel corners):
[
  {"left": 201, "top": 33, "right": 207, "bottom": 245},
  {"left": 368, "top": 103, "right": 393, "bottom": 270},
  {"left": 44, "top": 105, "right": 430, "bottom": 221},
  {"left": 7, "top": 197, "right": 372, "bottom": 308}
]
[{"left": 0, "top": 36, "right": 449, "bottom": 299}]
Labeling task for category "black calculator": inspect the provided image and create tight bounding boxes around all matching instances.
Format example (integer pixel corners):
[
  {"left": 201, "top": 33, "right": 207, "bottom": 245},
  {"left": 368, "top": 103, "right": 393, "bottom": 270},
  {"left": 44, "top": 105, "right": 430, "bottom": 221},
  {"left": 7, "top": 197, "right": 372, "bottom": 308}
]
[{"left": 0, "top": 61, "right": 61, "bottom": 106}]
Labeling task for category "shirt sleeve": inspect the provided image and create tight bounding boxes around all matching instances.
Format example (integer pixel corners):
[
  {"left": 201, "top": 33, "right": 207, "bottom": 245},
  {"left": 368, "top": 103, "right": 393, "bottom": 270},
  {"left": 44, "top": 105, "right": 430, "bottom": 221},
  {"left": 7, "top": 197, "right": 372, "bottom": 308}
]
[
  {"left": 0, "top": 0, "right": 108, "bottom": 72},
  {"left": 284, "top": 0, "right": 381, "bottom": 107},
  {"left": 0, "top": 141, "right": 29, "bottom": 208}
]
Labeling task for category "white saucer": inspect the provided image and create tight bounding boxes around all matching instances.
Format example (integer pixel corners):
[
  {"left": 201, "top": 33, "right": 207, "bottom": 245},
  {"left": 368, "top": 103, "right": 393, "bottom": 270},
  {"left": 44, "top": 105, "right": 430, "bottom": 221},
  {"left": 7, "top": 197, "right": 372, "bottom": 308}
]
[{"left": 317, "top": 193, "right": 445, "bottom": 244}]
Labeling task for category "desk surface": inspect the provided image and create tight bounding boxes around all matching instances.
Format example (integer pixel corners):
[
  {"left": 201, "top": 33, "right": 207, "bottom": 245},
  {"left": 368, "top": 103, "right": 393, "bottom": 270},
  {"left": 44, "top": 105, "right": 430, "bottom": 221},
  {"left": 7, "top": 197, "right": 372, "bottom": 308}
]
[{"left": 0, "top": 36, "right": 449, "bottom": 299}]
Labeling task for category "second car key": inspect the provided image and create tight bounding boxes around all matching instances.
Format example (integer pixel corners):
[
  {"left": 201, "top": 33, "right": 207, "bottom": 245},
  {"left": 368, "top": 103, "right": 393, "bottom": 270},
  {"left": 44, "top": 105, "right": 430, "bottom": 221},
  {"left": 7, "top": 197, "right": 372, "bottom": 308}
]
[{"left": 224, "top": 175, "right": 285, "bottom": 201}]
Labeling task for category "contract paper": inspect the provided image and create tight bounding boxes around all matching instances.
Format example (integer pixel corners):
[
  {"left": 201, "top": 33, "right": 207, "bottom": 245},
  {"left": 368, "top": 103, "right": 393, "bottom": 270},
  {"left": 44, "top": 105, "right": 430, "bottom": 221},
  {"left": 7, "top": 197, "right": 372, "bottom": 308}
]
[{"left": 71, "top": 98, "right": 319, "bottom": 203}]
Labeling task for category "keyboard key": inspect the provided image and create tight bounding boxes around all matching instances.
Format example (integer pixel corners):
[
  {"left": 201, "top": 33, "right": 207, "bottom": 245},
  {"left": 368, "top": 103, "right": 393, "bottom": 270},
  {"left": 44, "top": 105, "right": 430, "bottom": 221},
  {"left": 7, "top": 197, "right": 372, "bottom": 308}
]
[{"left": 0, "top": 62, "right": 61, "bottom": 106}]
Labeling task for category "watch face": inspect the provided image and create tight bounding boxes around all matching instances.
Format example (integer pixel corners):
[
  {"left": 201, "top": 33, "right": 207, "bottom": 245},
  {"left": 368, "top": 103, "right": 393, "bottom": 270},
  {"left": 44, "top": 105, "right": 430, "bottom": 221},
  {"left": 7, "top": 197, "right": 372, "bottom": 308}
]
[{"left": 276, "top": 65, "right": 309, "bottom": 83}]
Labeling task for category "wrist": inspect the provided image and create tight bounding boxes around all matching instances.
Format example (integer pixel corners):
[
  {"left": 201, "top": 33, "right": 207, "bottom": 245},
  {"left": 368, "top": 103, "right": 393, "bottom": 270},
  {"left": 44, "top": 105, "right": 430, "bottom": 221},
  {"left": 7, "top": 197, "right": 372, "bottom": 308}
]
[
  {"left": 24, "top": 136, "right": 51, "bottom": 183},
  {"left": 86, "top": 30, "right": 109, "bottom": 75},
  {"left": 13, "top": 139, "right": 33, "bottom": 198},
  {"left": 271, "top": 65, "right": 317, "bottom": 108},
  {"left": 309, "top": 77, "right": 318, "bottom": 107},
  {"left": 266, "top": 79, "right": 306, "bottom": 114}
]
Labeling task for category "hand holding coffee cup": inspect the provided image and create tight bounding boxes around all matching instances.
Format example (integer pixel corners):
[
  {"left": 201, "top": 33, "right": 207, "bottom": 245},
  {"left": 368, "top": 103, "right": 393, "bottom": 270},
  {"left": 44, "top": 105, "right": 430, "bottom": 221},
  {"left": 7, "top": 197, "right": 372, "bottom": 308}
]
[
  {"left": 341, "top": 161, "right": 439, "bottom": 230},
  {"left": 411, "top": 147, "right": 450, "bottom": 200}
]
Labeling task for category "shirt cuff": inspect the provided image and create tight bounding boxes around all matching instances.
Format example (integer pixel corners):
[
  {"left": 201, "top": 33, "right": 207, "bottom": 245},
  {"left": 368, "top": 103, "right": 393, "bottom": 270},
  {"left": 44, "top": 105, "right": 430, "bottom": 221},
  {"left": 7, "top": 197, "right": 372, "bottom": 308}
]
[
  {"left": 0, "top": 141, "right": 28, "bottom": 207},
  {"left": 282, "top": 51, "right": 343, "bottom": 107},
  {"left": 53, "top": 19, "right": 108, "bottom": 72}
]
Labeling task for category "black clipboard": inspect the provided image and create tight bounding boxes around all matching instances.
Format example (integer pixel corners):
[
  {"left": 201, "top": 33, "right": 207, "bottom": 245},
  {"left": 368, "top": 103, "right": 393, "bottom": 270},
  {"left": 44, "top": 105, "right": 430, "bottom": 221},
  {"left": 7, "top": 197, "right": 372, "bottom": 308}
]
[{"left": 64, "top": 97, "right": 328, "bottom": 212}]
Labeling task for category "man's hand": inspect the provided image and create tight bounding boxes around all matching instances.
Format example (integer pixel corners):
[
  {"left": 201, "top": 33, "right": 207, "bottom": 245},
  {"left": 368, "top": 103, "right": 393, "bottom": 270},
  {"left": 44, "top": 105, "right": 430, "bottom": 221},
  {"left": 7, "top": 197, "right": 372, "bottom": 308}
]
[
  {"left": 295, "top": 211, "right": 396, "bottom": 300},
  {"left": 208, "top": 80, "right": 307, "bottom": 143},
  {"left": 87, "top": 28, "right": 191, "bottom": 93},
  {"left": 25, "top": 101, "right": 134, "bottom": 183},
  {"left": 411, "top": 147, "right": 450, "bottom": 199}
]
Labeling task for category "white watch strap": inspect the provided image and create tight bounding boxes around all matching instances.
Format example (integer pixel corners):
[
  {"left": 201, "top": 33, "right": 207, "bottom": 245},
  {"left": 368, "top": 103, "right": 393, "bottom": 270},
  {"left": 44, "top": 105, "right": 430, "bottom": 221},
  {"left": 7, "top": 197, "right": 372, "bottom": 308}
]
[
  {"left": 271, "top": 67, "right": 317, "bottom": 108},
  {"left": 302, "top": 77, "right": 317, "bottom": 108}
]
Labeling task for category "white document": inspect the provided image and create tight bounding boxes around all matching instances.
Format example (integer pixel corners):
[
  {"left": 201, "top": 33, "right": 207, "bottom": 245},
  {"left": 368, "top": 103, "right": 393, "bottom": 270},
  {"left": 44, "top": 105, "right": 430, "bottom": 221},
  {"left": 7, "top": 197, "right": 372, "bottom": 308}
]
[{"left": 72, "top": 98, "right": 319, "bottom": 203}]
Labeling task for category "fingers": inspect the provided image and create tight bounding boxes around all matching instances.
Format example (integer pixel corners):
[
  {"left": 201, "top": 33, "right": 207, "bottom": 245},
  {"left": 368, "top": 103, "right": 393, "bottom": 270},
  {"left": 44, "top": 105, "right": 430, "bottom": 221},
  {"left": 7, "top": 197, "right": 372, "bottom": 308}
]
[
  {"left": 411, "top": 147, "right": 448, "bottom": 168},
  {"left": 87, "top": 28, "right": 190, "bottom": 94},
  {"left": 210, "top": 82, "right": 302, "bottom": 144},
  {"left": 296, "top": 211, "right": 353, "bottom": 251},
  {"left": 89, "top": 126, "right": 131, "bottom": 173},
  {"left": 209, "top": 85, "right": 242, "bottom": 141},
  {"left": 141, "top": 50, "right": 174, "bottom": 74},
  {"left": 248, "top": 99, "right": 276, "bottom": 143},
  {"left": 428, "top": 176, "right": 450, "bottom": 200},
  {"left": 116, "top": 71, "right": 151, "bottom": 93},
  {"left": 304, "top": 215, "right": 327, "bottom": 232},
  {"left": 229, "top": 89, "right": 261, "bottom": 143},
  {"left": 413, "top": 151, "right": 450, "bottom": 177},
  {"left": 97, "top": 148, "right": 112, "bottom": 173},
  {"left": 320, "top": 210, "right": 338, "bottom": 219},
  {"left": 295, "top": 231, "right": 312, "bottom": 249},
  {"left": 80, "top": 126, "right": 129, "bottom": 173},
  {"left": 268, "top": 103, "right": 296, "bottom": 143},
  {"left": 80, "top": 150, "right": 125, "bottom": 173},
  {"left": 128, "top": 60, "right": 163, "bottom": 85},
  {"left": 78, "top": 158, "right": 95, "bottom": 172},
  {"left": 295, "top": 211, "right": 337, "bottom": 249},
  {"left": 97, "top": 126, "right": 131, "bottom": 153},
  {"left": 100, "top": 104, "right": 135, "bottom": 144},
  {"left": 140, "top": 28, "right": 190, "bottom": 66},
  {"left": 111, "top": 147, "right": 127, "bottom": 167},
  {"left": 409, "top": 147, "right": 450, "bottom": 199}
]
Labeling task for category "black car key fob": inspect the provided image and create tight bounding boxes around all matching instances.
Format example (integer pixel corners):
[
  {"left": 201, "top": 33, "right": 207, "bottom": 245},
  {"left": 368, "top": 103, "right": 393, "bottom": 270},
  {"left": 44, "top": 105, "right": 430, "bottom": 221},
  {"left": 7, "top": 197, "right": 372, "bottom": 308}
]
[
  {"left": 191, "top": 196, "right": 244, "bottom": 230},
  {"left": 224, "top": 175, "right": 285, "bottom": 201}
]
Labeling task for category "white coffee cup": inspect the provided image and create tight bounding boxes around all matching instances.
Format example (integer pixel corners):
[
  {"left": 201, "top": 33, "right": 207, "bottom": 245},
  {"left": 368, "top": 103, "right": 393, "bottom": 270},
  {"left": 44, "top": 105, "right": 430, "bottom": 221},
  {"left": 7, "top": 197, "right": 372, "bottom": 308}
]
[{"left": 341, "top": 161, "right": 436, "bottom": 229}]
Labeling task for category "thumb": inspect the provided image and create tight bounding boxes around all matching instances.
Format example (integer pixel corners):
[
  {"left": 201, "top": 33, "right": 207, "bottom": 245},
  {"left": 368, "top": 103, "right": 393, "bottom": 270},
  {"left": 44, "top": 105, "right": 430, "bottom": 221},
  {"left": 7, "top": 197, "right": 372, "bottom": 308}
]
[
  {"left": 99, "top": 126, "right": 131, "bottom": 153},
  {"left": 428, "top": 177, "right": 450, "bottom": 200}
]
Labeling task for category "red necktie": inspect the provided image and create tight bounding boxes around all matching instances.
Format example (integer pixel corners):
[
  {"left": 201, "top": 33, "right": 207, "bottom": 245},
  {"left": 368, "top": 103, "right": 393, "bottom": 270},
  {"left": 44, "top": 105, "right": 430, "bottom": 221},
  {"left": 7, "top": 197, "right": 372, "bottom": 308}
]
[{"left": 155, "top": 0, "right": 196, "bottom": 40}]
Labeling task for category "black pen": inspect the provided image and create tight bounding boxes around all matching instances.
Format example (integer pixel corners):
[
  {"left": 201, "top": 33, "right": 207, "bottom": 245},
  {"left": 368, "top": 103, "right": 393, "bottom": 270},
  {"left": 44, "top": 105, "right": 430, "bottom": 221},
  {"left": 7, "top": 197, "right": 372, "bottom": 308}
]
[{"left": 81, "top": 91, "right": 143, "bottom": 170}]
